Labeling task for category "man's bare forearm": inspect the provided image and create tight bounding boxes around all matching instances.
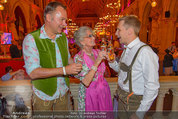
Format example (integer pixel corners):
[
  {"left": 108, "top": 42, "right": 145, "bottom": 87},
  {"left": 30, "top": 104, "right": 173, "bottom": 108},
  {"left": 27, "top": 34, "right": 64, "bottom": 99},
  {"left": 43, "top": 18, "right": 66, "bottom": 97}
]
[{"left": 29, "top": 67, "right": 63, "bottom": 80}]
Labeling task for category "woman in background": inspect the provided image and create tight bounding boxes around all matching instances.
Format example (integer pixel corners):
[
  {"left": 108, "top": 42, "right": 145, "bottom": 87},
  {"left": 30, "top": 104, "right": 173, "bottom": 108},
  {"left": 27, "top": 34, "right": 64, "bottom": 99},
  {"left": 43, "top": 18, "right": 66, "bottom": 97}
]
[
  {"left": 163, "top": 49, "right": 174, "bottom": 75},
  {"left": 1, "top": 66, "right": 24, "bottom": 81}
]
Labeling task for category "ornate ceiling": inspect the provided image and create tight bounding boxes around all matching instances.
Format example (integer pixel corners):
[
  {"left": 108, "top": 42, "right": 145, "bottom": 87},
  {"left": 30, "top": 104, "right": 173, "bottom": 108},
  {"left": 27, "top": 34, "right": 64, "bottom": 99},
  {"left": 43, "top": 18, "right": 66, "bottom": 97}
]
[{"left": 60, "top": 0, "right": 114, "bottom": 19}]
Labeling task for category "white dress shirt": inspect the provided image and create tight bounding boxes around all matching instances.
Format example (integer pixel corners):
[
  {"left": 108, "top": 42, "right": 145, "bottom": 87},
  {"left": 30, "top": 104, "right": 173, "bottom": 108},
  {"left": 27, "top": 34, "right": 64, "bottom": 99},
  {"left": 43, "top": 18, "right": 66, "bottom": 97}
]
[{"left": 109, "top": 37, "right": 160, "bottom": 114}]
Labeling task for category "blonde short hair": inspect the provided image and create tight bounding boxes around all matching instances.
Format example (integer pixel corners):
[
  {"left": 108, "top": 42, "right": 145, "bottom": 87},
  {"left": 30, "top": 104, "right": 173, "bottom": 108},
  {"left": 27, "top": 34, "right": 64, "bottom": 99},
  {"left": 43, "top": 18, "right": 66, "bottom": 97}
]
[{"left": 119, "top": 15, "right": 141, "bottom": 36}]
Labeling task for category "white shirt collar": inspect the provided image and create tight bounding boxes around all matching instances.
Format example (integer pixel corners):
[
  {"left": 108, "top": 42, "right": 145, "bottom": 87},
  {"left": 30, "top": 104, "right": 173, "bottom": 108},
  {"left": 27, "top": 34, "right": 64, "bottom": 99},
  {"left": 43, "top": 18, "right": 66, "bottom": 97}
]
[{"left": 126, "top": 37, "right": 140, "bottom": 49}]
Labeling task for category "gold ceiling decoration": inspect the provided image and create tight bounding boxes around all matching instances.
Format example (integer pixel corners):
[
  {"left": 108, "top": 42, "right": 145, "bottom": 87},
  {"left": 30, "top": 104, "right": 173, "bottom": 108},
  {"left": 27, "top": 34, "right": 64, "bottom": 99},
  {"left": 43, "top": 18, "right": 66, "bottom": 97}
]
[
  {"left": 76, "top": 0, "right": 122, "bottom": 35},
  {"left": 66, "top": 19, "right": 79, "bottom": 38},
  {"left": 82, "top": 0, "right": 90, "bottom": 2},
  {"left": 0, "top": 4, "right": 4, "bottom": 10},
  {"left": 0, "top": 0, "right": 7, "bottom": 10},
  {"left": 151, "top": 0, "right": 157, "bottom": 7},
  {"left": 106, "top": 0, "right": 121, "bottom": 9},
  {"left": 101, "top": 0, "right": 122, "bottom": 24}
]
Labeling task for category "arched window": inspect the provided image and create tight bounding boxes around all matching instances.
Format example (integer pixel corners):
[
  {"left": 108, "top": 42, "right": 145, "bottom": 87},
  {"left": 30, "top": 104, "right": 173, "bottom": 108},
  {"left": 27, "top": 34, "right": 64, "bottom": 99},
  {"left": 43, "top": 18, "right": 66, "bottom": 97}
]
[
  {"left": 130, "top": 0, "right": 135, "bottom": 4},
  {"left": 34, "top": 0, "right": 39, "bottom": 7},
  {"left": 43, "top": 0, "right": 46, "bottom": 9},
  {"left": 14, "top": 6, "right": 27, "bottom": 37},
  {"left": 124, "top": 0, "right": 128, "bottom": 9},
  {"left": 35, "top": 15, "right": 42, "bottom": 29}
]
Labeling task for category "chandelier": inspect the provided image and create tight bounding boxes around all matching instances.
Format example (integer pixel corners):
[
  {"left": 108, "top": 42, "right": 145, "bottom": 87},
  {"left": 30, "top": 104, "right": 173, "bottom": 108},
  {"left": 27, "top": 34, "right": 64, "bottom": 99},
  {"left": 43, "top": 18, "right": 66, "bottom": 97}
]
[
  {"left": 67, "top": 19, "right": 78, "bottom": 33},
  {"left": 66, "top": 19, "right": 79, "bottom": 39},
  {"left": 151, "top": 0, "right": 157, "bottom": 7},
  {"left": 99, "top": 14, "right": 123, "bottom": 23},
  {"left": 104, "top": 0, "right": 122, "bottom": 24},
  {"left": 95, "top": 0, "right": 123, "bottom": 35},
  {"left": 106, "top": 0, "right": 121, "bottom": 9},
  {"left": 68, "top": 22, "right": 78, "bottom": 33},
  {"left": 0, "top": 0, "right": 7, "bottom": 10}
]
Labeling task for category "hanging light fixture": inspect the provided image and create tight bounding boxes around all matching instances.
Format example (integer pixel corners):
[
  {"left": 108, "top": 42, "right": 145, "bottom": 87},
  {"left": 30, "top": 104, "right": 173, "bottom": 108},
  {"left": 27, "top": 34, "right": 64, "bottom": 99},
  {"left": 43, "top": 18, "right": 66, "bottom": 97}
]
[
  {"left": 0, "top": 4, "right": 4, "bottom": 10},
  {"left": 106, "top": 0, "right": 121, "bottom": 9},
  {"left": 0, "top": 0, "right": 7, "bottom": 10},
  {"left": 0, "top": 0, "right": 7, "bottom": 4},
  {"left": 151, "top": 0, "right": 157, "bottom": 7},
  {"left": 3, "top": 0, "right": 7, "bottom": 3}
]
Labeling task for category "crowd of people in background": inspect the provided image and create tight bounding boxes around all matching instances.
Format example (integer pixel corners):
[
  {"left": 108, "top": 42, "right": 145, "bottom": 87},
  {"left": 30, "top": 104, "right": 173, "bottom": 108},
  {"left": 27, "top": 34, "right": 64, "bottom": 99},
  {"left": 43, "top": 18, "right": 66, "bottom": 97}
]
[
  {"left": 9, "top": 40, "right": 22, "bottom": 58},
  {"left": 163, "top": 42, "right": 178, "bottom": 76},
  {"left": 0, "top": 39, "right": 22, "bottom": 58}
]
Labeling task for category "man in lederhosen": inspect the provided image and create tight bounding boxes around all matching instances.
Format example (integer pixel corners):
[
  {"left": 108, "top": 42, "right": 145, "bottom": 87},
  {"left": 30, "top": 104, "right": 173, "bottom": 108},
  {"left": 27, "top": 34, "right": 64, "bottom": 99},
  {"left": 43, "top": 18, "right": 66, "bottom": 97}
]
[{"left": 108, "top": 15, "right": 160, "bottom": 119}]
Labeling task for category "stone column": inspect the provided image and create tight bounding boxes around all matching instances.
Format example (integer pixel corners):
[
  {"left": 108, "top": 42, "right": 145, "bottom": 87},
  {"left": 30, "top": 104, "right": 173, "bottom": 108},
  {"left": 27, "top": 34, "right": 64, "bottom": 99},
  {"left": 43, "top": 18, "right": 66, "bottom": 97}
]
[
  {"left": 108, "top": 82, "right": 118, "bottom": 104},
  {"left": 153, "top": 89, "right": 169, "bottom": 119},
  {"left": 139, "top": 23, "right": 148, "bottom": 43},
  {"left": 168, "top": 88, "right": 178, "bottom": 119},
  {"left": 9, "top": 22, "right": 19, "bottom": 40},
  {"left": 156, "top": 89, "right": 168, "bottom": 111},
  {"left": 171, "top": 89, "right": 178, "bottom": 111},
  {"left": 73, "top": 97, "right": 78, "bottom": 111},
  {"left": 158, "top": 18, "right": 176, "bottom": 60},
  {"left": 150, "top": 18, "right": 159, "bottom": 46},
  {"left": 70, "top": 84, "right": 79, "bottom": 110}
]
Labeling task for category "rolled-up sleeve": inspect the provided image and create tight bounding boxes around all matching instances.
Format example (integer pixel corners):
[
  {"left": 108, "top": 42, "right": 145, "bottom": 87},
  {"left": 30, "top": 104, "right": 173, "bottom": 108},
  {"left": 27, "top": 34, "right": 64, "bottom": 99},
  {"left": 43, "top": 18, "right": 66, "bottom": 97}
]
[
  {"left": 1, "top": 73, "right": 12, "bottom": 81},
  {"left": 22, "top": 34, "right": 41, "bottom": 75},
  {"left": 109, "top": 60, "right": 119, "bottom": 72}
]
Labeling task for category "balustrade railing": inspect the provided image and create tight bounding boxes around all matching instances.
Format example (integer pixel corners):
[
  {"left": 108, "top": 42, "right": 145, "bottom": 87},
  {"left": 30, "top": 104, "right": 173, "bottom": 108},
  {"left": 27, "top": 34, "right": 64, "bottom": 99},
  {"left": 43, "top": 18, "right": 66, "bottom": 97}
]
[{"left": 0, "top": 76, "right": 178, "bottom": 118}]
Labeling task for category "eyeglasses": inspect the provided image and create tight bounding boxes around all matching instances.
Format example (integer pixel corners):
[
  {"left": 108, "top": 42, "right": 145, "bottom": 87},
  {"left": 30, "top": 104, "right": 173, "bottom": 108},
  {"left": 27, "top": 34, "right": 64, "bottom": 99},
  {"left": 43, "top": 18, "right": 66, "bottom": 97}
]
[{"left": 85, "top": 34, "right": 95, "bottom": 38}]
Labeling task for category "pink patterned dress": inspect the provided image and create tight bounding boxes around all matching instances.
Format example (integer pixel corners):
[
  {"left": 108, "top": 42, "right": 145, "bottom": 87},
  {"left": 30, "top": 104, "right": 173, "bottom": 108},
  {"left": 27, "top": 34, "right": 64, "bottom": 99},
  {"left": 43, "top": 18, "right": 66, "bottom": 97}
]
[{"left": 74, "top": 49, "right": 113, "bottom": 114}]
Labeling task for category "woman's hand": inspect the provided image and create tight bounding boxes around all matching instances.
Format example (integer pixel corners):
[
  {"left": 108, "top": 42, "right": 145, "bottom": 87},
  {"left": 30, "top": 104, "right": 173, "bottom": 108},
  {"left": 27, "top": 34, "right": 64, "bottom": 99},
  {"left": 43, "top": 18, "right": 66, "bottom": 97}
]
[
  {"left": 95, "top": 51, "right": 107, "bottom": 65},
  {"left": 82, "top": 51, "right": 108, "bottom": 87}
]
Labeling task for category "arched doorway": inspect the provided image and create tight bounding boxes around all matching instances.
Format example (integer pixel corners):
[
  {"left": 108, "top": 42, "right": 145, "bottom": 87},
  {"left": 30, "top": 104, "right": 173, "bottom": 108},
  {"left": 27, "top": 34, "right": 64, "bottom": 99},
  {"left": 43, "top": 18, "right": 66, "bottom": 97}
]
[
  {"left": 176, "top": 27, "right": 178, "bottom": 47},
  {"left": 140, "top": 2, "right": 151, "bottom": 43},
  {"left": 14, "top": 6, "right": 27, "bottom": 41},
  {"left": 170, "top": 0, "right": 178, "bottom": 47},
  {"left": 35, "top": 15, "right": 42, "bottom": 29},
  {"left": 0, "top": 12, "right": 4, "bottom": 31},
  {"left": 14, "top": 6, "right": 27, "bottom": 50}
]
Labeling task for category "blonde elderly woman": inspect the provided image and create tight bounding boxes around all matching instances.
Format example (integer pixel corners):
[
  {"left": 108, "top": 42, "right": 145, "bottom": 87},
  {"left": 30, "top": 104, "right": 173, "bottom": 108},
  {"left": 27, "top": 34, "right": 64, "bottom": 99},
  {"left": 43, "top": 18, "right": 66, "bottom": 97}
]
[{"left": 73, "top": 26, "right": 113, "bottom": 115}]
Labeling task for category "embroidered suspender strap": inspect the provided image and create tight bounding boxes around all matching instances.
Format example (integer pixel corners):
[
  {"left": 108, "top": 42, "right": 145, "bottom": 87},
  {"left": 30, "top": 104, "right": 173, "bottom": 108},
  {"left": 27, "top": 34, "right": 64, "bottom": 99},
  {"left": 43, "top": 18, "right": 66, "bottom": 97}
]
[{"left": 120, "top": 45, "right": 148, "bottom": 93}]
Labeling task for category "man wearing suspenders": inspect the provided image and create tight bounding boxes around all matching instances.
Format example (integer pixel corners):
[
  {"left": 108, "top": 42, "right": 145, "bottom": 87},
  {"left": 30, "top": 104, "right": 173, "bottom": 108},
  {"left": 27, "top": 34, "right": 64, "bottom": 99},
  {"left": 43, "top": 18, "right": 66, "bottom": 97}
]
[{"left": 108, "top": 15, "right": 160, "bottom": 119}]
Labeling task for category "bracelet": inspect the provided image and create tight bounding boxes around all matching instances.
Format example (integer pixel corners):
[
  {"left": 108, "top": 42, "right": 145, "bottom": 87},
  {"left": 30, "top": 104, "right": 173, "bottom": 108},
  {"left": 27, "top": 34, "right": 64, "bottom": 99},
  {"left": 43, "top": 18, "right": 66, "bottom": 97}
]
[
  {"left": 63, "top": 67, "right": 66, "bottom": 75},
  {"left": 91, "top": 66, "right": 97, "bottom": 72}
]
